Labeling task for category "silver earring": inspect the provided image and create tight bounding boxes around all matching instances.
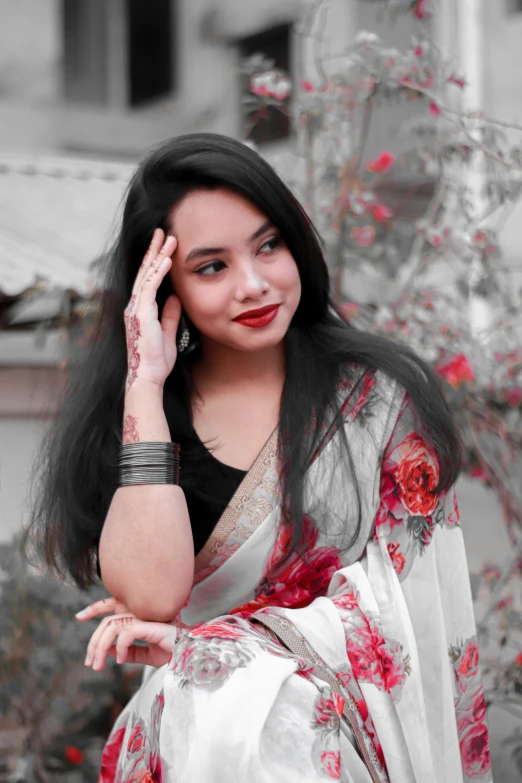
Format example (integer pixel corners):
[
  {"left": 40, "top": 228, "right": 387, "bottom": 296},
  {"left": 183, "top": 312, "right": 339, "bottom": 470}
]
[{"left": 177, "top": 316, "right": 191, "bottom": 353}]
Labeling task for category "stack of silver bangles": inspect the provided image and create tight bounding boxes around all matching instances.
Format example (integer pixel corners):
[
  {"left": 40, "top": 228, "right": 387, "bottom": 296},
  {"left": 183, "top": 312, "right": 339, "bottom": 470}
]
[{"left": 118, "top": 441, "right": 181, "bottom": 486}]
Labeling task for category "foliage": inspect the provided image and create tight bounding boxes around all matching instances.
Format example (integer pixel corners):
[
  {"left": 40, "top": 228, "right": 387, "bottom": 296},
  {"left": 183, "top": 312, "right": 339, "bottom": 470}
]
[
  {"left": 0, "top": 536, "right": 139, "bottom": 783},
  {"left": 241, "top": 0, "right": 522, "bottom": 771}
]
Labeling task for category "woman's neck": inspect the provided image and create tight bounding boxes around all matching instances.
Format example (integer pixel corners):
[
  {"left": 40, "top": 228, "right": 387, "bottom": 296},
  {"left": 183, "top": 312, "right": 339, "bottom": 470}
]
[{"left": 190, "top": 339, "right": 286, "bottom": 398}]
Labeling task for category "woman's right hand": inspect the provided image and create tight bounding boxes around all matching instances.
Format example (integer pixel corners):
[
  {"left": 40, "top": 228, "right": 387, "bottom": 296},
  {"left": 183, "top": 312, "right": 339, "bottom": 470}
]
[{"left": 124, "top": 228, "right": 182, "bottom": 393}]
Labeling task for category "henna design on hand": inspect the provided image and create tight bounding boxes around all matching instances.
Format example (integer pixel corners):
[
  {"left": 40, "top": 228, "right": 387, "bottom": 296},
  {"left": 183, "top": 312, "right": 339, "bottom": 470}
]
[
  {"left": 123, "top": 414, "right": 140, "bottom": 444},
  {"left": 108, "top": 616, "right": 135, "bottom": 629},
  {"left": 125, "top": 313, "right": 142, "bottom": 393}
]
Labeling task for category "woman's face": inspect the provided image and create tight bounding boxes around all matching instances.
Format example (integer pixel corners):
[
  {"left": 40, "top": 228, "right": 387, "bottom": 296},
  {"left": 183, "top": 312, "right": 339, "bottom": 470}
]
[{"left": 168, "top": 188, "right": 301, "bottom": 353}]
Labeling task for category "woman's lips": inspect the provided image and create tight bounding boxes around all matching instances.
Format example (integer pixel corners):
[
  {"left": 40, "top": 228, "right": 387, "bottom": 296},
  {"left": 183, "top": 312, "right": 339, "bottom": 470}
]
[{"left": 234, "top": 304, "right": 280, "bottom": 328}]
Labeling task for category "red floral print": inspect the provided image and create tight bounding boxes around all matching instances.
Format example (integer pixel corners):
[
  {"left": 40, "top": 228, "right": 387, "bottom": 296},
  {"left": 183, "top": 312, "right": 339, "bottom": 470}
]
[
  {"left": 451, "top": 638, "right": 491, "bottom": 781},
  {"left": 387, "top": 541, "right": 405, "bottom": 574},
  {"left": 346, "top": 626, "right": 410, "bottom": 693},
  {"left": 459, "top": 721, "right": 491, "bottom": 780},
  {"left": 320, "top": 750, "right": 341, "bottom": 779},
  {"left": 314, "top": 694, "right": 342, "bottom": 732},
  {"left": 395, "top": 433, "right": 439, "bottom": 516},
  {"left": 231, "top": 516, "right": 342, "bottom": 617},
  {"left": 458, "top": 641, "right": 480, "bottom": 683},
  {"left": 191, "top": 620, "right": 245, "bottom": 640},
  {"left": 98, "top": 725, "right": 126, "bottom": 783},
  {"left": 127, "top": 723, "right": 145, "bottom": 755}
]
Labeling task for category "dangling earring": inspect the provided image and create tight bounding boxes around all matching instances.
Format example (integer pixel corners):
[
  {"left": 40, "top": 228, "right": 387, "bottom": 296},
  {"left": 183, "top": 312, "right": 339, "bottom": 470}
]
[{"left": 177, "top": 315, "right": 191, "bottom": 354}]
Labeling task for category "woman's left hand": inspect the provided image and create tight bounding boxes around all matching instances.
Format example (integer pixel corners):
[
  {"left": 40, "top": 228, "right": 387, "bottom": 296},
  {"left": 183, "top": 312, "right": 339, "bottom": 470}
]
[
  {"left": 82, "top": 612, "right": 178, "bottom": 670},
  {"left": 76, "top": 596, "right": 177, "bottom": 670}
]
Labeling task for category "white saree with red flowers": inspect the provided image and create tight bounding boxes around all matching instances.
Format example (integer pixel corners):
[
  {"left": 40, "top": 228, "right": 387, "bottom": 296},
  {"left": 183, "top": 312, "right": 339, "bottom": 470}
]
[{"left": 98, "top": 370, "right": 492, "bottom": 783}]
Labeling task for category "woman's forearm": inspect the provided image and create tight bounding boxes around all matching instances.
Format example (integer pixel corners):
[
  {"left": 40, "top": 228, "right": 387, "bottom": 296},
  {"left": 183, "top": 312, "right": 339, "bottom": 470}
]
[{"left": 99, "top": 381, "right": 194, "bottom": 622}]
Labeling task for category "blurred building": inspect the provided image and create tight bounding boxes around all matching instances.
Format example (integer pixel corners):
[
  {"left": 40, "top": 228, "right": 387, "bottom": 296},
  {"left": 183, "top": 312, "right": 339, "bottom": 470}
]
[{"left": 0, "top": 0, "right": 521, "bottom": 537}]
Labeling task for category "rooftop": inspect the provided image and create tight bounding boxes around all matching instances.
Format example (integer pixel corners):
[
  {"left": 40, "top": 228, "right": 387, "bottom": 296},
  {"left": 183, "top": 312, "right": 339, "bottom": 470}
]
[{"left": 0, "top": 151, "right": 135, "bottom": 299}]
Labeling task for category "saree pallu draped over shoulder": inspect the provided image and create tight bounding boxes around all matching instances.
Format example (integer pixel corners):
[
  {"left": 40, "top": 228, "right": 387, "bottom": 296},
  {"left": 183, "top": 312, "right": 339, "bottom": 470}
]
[{"left": 99, "top": 369, "right": 492, "bottom": 783}]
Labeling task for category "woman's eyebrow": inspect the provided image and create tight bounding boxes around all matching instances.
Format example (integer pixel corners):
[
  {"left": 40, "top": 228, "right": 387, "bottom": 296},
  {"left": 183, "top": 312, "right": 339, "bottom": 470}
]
[{"left": 184, "top": 220, "right": 274, "bottom": 264}]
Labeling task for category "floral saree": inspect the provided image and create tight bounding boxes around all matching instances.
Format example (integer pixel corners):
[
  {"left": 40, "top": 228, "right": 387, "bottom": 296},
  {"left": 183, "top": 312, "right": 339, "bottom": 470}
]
[{"left": 99, "top": 370, "right": 492, "bottom": 783}]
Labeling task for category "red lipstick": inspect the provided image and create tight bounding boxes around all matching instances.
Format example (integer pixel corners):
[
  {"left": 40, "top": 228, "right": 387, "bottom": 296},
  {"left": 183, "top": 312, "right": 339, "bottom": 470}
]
[{"left": 233, "top": 304, "right": 280, "bottom": 328}]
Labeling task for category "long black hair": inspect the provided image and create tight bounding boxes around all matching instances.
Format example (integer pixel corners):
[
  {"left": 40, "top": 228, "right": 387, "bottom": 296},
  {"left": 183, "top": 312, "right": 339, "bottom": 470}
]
[{"left": 24, "top": 133, "right": 463, "bottom": 589}]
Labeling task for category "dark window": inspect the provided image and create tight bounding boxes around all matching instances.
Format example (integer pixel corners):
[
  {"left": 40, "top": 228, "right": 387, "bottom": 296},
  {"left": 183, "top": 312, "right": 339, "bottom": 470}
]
[
  {"left": 239, "top": 24, "right": 291, "bottom": 145},
  {"left": 127, "top": 0, "right": 174, "bottom": 106},
  {"left": 61, "top": 0, "right": 175, "bottom": 107}
]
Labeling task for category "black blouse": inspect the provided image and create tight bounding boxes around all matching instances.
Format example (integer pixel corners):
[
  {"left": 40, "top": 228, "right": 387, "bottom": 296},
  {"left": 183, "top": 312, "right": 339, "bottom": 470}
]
[{"left": 185, "top": 429, "right": 247, "bottom": 555}]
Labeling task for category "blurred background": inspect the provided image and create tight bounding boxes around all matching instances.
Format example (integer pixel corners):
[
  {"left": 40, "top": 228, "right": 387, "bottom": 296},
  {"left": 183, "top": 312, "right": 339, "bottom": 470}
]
[{"left": 0, "top": 1, "right": 521, "bottom": 780}]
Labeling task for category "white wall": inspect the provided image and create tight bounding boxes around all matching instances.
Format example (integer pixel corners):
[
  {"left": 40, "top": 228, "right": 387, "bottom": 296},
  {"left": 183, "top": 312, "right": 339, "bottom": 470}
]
[{"left": 0, "top": 417, "right": 50, "bottom": 543}]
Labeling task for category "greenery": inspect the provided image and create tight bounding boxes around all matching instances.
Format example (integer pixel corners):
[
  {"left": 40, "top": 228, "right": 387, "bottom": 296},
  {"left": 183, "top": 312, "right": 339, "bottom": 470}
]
[{"left": 0, "top": 536, "right": 140, "bottom": 783}]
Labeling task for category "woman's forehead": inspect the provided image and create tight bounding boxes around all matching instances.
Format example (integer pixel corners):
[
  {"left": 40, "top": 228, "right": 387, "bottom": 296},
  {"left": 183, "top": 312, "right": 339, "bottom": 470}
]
[{"left": 169, "top": 189, "right": 268, "bottom": 243}]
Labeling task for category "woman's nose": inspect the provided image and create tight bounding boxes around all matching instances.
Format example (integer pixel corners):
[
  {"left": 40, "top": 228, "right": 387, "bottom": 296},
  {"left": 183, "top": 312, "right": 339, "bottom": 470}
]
[{"left": 235, "top": 259, "right": 269, "bottom": 299}]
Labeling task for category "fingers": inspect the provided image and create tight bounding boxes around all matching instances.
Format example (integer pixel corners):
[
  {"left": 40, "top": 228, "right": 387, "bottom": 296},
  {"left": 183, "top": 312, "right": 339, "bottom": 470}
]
[
  {"left": 127, "top": 231, "right": 177, "bottom": 312},
  {"left": 160, "top": 294, "right": 183, "bottom": 342},
  {"left": 86, "top": 617, "right": 176, "bottom": 670},
  {"left": 75, "top": 596, "right": 130, "bottom": 621},
  {"left": 85, "top": 613, "right": 136, "bottom": 669},
  {"left": 115, "top": 622, "right": 177, "bottom": 666},
  {"left": 132, "top": 228, "right": 165, "bottom": 292}
]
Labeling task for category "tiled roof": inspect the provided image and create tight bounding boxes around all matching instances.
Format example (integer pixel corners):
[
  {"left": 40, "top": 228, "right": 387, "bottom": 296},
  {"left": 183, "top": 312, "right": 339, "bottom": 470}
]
[{"left": 0, "top": 151, "right": 135, "bottom": 297}]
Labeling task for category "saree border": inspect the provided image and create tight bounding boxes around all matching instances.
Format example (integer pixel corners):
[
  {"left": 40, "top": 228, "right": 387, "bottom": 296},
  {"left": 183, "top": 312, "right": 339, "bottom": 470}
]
[{"left": 193, "top": 428, "right": 279, "bottom": 582}]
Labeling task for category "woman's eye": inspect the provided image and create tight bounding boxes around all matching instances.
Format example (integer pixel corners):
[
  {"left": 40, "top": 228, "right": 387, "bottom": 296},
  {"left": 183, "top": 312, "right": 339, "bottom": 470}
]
[
  {"left": 194, "top": 260, "right": 226, "bottom": 276},
  {"left": 259, "top": 236, "right": 282, "bottom": 254}
]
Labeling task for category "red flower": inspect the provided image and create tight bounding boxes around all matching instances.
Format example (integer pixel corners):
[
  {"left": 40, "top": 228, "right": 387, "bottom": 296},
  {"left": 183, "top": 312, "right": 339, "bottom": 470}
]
[
  {"left": 367, "top": 151, "right": 395, "bottom": 173},
  {"left": 371, "top": 203, "right": 393, "bottom": 223},
  {"left": 459, "top": 721, "right": 491, "bottom": 778},
  {"left": 413, "top": 0, "right": 430, "bottom": 20},
  {"left": 515, "top": 652, "right": 522, "bottom": 667},
  {"left": 395, "top": 434, "right": 439, "bottom": 516},
  {"left": 436, "top": 354, "right": 475, "bottom": 389},
  {"left": 64, "top": 746, "right": 84, "bottom": 765},
  {"left": 414, "top": 45, "right": 423, "bottom": 56},
  {"left": 99, "top": 726, "right": 126, "bottom": 782},
  {"left": 429, "top": 102, "right": 441, "bottom": 117},
  {"left": 340, "top": 302, "right": 360, "bottom": 321},
  {"left": 320, "top": 751, "right": 341, "bottom": 779},
  {"left": 506, "top": 388, "right": 522, "bottom": 407},
  {"left": 387, "top": 541, "right": 406, "bottom": 574},
  {"left": 351, "top": 226, "right": 375, "bottom": 247},
  {"left": 448, "top": 74, "right": 466, "bottom": 89},
  {"left": 470, "top": 465, "right": 488, "bottom": 482},
  {"left": 301, "top": 80, "right": 315, "bottom": 92}
]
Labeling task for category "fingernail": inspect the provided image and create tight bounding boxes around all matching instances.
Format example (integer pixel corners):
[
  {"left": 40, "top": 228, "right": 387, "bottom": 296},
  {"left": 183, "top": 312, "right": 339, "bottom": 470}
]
[
  {"left": 116, "top": 653, "right": 122, "bottom": 664},
  {"left": 75, "top": 609, "right": 89, "bottom": 619},
  {"left": 93, "top": 657, "right": 99, "bottom": 670},
  {"left": 84, "top": 654, "right": 92, "bottom": 666}
]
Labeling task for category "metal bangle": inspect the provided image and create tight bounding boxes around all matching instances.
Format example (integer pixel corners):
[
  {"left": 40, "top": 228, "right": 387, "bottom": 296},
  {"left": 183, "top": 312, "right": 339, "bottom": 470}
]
[{"left": 117, "top": 441, "right": 180, "bottom": 486}]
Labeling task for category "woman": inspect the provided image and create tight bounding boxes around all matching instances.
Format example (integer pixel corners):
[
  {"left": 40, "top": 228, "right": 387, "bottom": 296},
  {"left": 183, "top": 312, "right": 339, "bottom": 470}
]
[{"left": 27, "top": 134, "right": 491, "bottom": 782}]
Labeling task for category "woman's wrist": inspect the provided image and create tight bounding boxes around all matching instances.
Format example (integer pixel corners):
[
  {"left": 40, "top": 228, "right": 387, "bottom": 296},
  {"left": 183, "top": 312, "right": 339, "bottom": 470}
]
[{"left": 123, "top": 379, "right": 171, "bottom": 444}]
